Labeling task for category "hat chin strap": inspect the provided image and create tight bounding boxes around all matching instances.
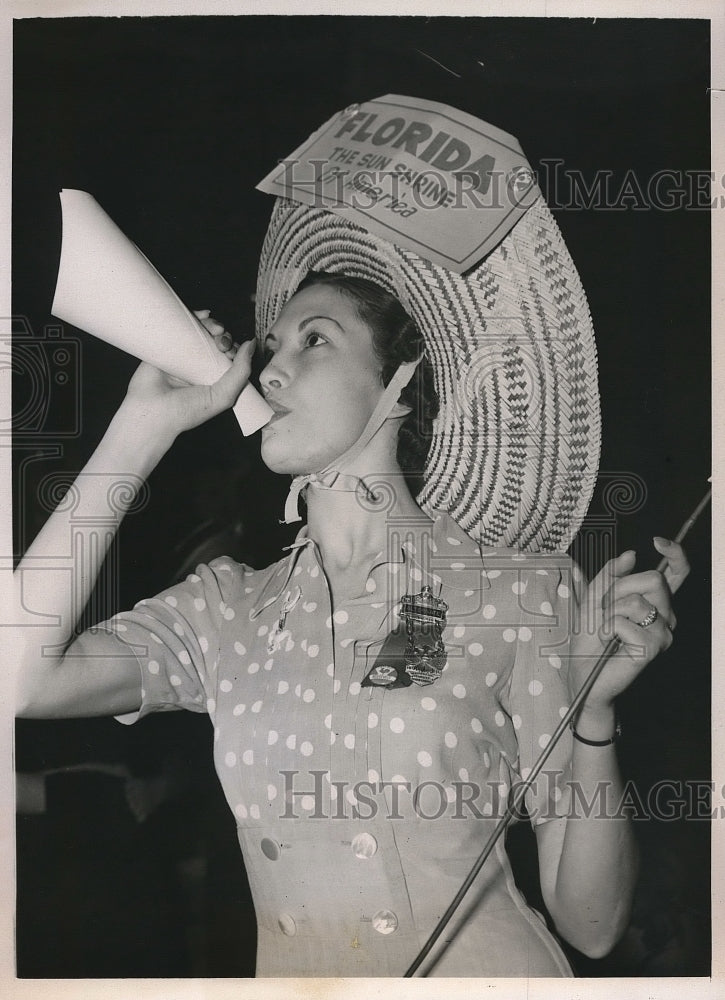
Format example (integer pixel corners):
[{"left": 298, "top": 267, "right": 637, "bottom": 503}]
[{"left": 282, "top": 358, "right": 422, "bottom": 524}]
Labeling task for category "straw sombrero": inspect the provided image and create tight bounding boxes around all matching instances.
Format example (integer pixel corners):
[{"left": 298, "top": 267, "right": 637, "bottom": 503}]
[{"left": 255, "top": 192, "right": 600, "bottom": 555}]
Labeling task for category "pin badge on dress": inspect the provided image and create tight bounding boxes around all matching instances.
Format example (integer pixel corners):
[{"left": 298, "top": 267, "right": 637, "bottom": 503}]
[
  {"left": 267, "top": 585, "right": 301, "bottom": 654},
  {"left": 401, "top": 586, "right": 449, "bottom": 687}
]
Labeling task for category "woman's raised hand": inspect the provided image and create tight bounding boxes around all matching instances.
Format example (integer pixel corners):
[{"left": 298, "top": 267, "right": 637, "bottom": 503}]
[
  {"left": 119, "top": 310, "right": 255, "bottom": 447},
  {"left": 569, "top": 539, "right": 689, "bottom": 714}
]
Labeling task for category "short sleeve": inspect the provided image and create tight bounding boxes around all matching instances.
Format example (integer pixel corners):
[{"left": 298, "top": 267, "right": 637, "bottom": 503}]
[
  {"left": 73, "top": 560, "right": 235, "bottom": 725},
  {"left": 501, "top": 554, "right": 585, "bottom": 825}
]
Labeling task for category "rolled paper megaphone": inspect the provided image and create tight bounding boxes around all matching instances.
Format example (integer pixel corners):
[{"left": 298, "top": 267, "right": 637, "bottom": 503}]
[{"left": 51, "top": 189, "right": 273, "bottom": 435}]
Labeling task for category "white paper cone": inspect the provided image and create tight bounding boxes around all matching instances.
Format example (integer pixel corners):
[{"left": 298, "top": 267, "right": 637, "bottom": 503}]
[{"left": 51, "top": 189, "right": 273, "bottom": 435}]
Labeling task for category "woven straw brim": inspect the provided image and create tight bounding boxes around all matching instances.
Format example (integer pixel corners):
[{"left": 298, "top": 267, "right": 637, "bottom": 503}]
[{"left": 256, "top": 196, "right": 600, "bottom": 554}]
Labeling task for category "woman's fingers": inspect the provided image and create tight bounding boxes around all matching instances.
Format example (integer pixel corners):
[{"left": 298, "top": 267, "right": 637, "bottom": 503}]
[
  {"left": 653, "top": 536, "right": 690, "bottom": 594},
  {"left": 194, "top": 309, "right": 234, "bottom": 353},
  {"left": 600, "top": 567, "right": 676, "bottom": 630}
]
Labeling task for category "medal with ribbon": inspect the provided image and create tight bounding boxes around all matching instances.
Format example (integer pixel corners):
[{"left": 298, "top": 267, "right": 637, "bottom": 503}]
[{"left": 362, "top": 585, "right": 448, "bottom": 689}]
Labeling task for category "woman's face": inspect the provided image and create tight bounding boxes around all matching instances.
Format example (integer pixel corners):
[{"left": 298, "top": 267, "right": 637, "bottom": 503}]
[{"left": 258, "top": 284, "right": 385, "bottom": 475}]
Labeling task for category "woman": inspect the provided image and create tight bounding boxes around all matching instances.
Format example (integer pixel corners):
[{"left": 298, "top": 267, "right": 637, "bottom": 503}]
[{"left": 14, "top": 190, "right": 688, "bottom": 976}]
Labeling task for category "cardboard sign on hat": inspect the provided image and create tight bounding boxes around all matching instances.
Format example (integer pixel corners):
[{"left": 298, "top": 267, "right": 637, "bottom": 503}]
[{"left": 51, "top": 189, "right": 272, "bottom": 435}]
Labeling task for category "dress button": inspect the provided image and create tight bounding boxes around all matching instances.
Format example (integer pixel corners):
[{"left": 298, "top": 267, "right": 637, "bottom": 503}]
[
  {"left": 278, "top": 912, "right": 297, "bottom": 936},
  {"left": 260, "top": 837, "right": 281, "bottom": 861},
  {"left": 372, "top": 909, "right": 398, "bottom": 935},
  {"left": 351, "top": 832, "right": 378, "bottom": 859}
]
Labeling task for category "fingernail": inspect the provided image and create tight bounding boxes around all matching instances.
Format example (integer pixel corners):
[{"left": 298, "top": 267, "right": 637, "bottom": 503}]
[{"left": 653, "top": 536, "right": 671, "bottom": 548}]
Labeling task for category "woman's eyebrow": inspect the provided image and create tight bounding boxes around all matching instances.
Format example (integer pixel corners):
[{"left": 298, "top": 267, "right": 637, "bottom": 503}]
[{"left": 299, "top": 315, "right": 345, "bottom": 333}]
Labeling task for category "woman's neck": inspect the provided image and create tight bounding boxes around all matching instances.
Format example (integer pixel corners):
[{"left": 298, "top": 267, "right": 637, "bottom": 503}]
[{"left": 305, "top": 468, "right": 432, "bottom": 578}]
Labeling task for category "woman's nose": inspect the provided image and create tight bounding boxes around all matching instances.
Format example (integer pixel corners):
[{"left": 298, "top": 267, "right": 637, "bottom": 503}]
[{"left": 259, "top": 356, "right": 288, "bottom": 395}]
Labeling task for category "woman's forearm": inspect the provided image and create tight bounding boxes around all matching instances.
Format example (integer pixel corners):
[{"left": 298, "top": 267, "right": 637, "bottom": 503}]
[
  {"left": 13, "top": 403, "right": 172, "bottom": 709},
  {"left": 543, "top": 703, "right": 638, "bottom": 958}
]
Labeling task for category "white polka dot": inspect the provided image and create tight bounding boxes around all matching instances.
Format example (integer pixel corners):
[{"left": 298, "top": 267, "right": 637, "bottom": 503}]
[
  {"left": 521, "top": 767, "right": 532, "bottom": 780},
  {"left": 307, "top": 644, "right": 319, "bottom": 658},
  {"left": 147, "top": 660, "right": 159, "bottom": 674},
  {"left": 178, "top": 650, "right": 191, "bottom": 666},
  {"left": 224, "top": 606, "right": 235, "bottom": 621},
  {"left": 390, "top": 775, "right": 407, "bottom": 785},
  {"left": 370, "top": 602, "right": 383, "bottom": 609},
  {"left": 285, "top": 637, "right": 295, "bottom": 651},
  {"left": 483, "top": 605, "right": 497, "bottom": 619},
  {"left": 325, "top": 663, "right": 335, "bottom": 679},
  {"left": 303, "top": 601, "right": 317, "bottom": 612},
  {"left": 164, "top": 595, "right": 178, "bottom": 607},
  {"left": 234, "top": 641, "right": 246, "bottom": 656},
  {"left": 458, "top": 768, "right": 469, "bottom": 782},
  {"left": 294, "top": 566, "right": 302, "bottom": 577},
  {"left": 446, "top": 786, "right": 457, "bottom": 803},
  {"left": 537, "top": 569, "right": 549, "bottom": 576},
  {"left": 267, "top": 730, "right": 278, "bottom": 745},
  {"left": 233, "top": 703, "right": 245, "bottom": 716},
  {"left": 243, "top": 750, "right": 254, "bottom": 765},
  {"left": 300, "top": 795, "right": 315, "bottom": 811},
  {"left": 528, "top": 680, "right": 544, "bottom": 696},
  {"left": 367, "top": 713, "right": 378, "bottom": 729},
  {"left": 368, "top": 768, "right": 380, "bottom": 784},
  {"left": 251, "top": 700, "right": 263, "bottom": 714},
  {"left": 390, "top": 717, "right": 405, "bottom": 734},
  {"left": 256, "top": 624, "right": 268, "bottom": 637},
  {"left": 540, "top": 601, "right": 554, "bottom": 616},
  {"left": 310, "top": 565, "right": 319, "bottom": 578},
  {"left": 324, "top": 714, "right": 332, "bottom": 730},
  {"left": 445, "top": 731, "right": 458, "bottom": 748},
  {"left": 199, "top": 637, "right": 209, "bottom": 654},
  {"left": 234, "top": 803, "right": 247, "bottom": 819},
  {"left": 512, "top": 714, "right": 522, "bottom": 730},
  {"left": 330, "top": 731, "right": 336, "bottom": 745},
  {"left": 225, "top": 751, "right": 237, "bottom": 767},
  {"left": 417, "top": 750, "right": 432, "bottom": 768},
  {"left": 421, "top": 697, "right": 437, "bottom": 711},
  {"left": 494, "top": 711, "right": 506, "bottom": 727},
  {"left": 325, "top": 616, "right": 332, "bottom": 629},
  {"left": 468, "top": 642, "right": 483, "bottom": 656},
  {"left": 346, "top": 788, "right": 358, "bottom": 806},
  {"left": 502, "top": 628, "right": 517, "bottom": 643},
  {"left": 518, "top": 626, "right": 532, "bottom": 642},
  {"left": 486, "top": 569, "right": 501, "bottom": 579},
  {"left": 329, "top": 782, "right": 337, "bottom": 797},
  {"left": 169, "top": 674, "right": 181, "bottom": 687},
  {"left": 512, "top": 552, "right": 526, "bottom": 561},
  {"left": 303, "top": 688, "right": 315, "bottom": 703},
  {"left": 150, "top": 633, "right": 162, "bottom": 644},
  {"left": 113, "top": 621, "right": 128, "bottom": 633},
  {"left": 538, "top": 733, "right": 551, "bottom": 749},
  {"left": 267, "top": 784, "right": 278, "bottom": 801},
  {"left": 248, "top": 662, "right": 260, "bottom": 675},
  {"left": 483, "top": 751, "right": 491, "bottom": 767},
  {"left": 193, "top": 597, "right": 206, "bottom": 612},
  {"left": 512, "top": 580, "right": 527, "bottom": 595},
  {"left": 348, "top": 681, "right": 361, "bottom": 696},
  {"left": 471, "top": 717, "right": 483, "bottom": 734},
  {"left": 249, "top": 804, "right": 260, "bottom": 820},
  {"left": 220, "top": 679, "right": 233, "bottom": 693},
  {"left": 559, "top": 705, "right": 569, "bottom": 718},
  {"left": 286, "top": 735, "right": 296, "bottom": 750},
  {"left": 453, "top": 625, "right": 466, "bottom": 639},
  {"left": 552, "top": 787, "right": 564, "bottom": 803},
  {"left": 206, "top": 698, "right": 216, "bottom": 712},
  {"left": 365, "top": 579, "right": 376, "bottom": 592},
  {"left": 244, "top": 587, "right": 253, "bottom": 594},
  {"left": 452, "top": 684, "right": 467, "bottom": 699},
  {"left": 549, "top": 655, "right": 562, "bottom": 669},
  {"left": 482, "top": 802, "right": 493, "bottom": 816},
  {"left": 465, "top": 589, "right": 474, "bottom": 597},
  {"left": 300, "top": 639, "right": 307, "bottom": 652},
  {"left": 172, "top": 623, "right": 184, "bottom": 638},
  {"left": 217, "top": 564, "right": 231, "bottom": 573},
  {"left": 485, "top": 672, "right": 498, "bottom": 687},
  {"left": 410, "top": 567, "right": 423, "bottom": 583},
  {"left": 294, "top": 683, "right": 302, "bottom": 698},
  {"left": 344, "top": 733, "right": 355, "bottom": 749},
  {"left": 388, "top": 563, "right": 401, "bottom": 575},
  {"left": 333, "top": 679, "right": 341, "bottom": 694},
  {"left": 558, "top": 583, "right": 570, "bottom": 598},
  {"left": 264, "top": 658, "right": 274, "bottom": 671},
  {"left": 333, "top": 610, "right": 349, "bottom": 625},
  {"left": 300, "top": 741, "right": 314, "bottom": 757},
  {"left": 450, "top": 562, "right": 465, "bottom": 570},
  {"left": 277, "top": 680, "right": 289, "bottom": 694}
]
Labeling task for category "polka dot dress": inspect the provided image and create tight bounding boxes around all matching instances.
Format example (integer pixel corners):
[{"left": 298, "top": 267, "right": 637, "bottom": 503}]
[{"left": 85, "top": 513, "right": 580, "bottom": 977}]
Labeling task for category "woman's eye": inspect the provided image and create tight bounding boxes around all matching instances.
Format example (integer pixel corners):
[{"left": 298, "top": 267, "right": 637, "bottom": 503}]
[{"left": 305, "top": 331, "right": 327, "bottom": 348}]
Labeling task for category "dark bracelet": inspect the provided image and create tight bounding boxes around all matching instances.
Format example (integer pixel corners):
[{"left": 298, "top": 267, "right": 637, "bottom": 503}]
[{"left": 570, "top": 720, "right": 622, "bottom": 746}]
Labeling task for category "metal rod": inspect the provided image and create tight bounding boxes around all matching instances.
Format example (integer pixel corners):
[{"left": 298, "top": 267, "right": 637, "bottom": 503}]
[{"left": 404, "top": 485, "right": 711, "bottom": 977}]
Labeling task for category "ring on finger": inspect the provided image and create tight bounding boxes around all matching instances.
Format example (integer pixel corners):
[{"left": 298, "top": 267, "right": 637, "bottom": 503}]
[{"left": 637, "top": 606, "right": 659, "bottom": 629}]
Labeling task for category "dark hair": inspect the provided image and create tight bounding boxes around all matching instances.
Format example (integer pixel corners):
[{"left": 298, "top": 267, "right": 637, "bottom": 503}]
[{"left": 294, "top": 271, "right": 439, "bottom": 497}]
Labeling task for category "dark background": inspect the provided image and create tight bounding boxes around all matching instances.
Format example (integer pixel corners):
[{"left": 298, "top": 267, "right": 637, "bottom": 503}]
[{"left": 12, "top": 15, "right": 711, "bottom": 977}]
